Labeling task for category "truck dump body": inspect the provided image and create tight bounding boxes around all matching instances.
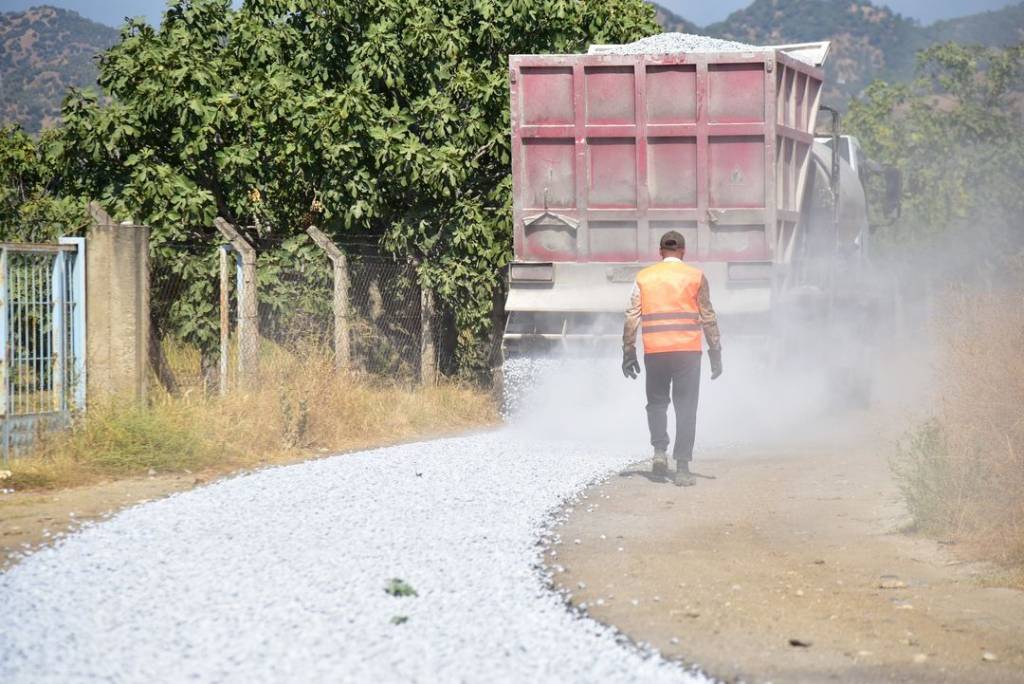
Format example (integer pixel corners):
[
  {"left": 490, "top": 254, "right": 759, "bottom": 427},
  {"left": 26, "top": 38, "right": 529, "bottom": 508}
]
[{"left": 507, "top": 48, "right": 825, "bottom": 323}]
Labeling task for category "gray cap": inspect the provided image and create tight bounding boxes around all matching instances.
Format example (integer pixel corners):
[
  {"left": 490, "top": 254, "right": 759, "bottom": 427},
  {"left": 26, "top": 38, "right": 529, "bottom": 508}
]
[{"left": 659, "top": 230, "right": 686, "bottom": 250}]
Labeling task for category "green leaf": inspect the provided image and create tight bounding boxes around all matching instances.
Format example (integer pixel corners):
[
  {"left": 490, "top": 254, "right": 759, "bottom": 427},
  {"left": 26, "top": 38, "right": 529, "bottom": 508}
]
[{"left": 385, "top": 578, "right": 418, "bottom": 597}]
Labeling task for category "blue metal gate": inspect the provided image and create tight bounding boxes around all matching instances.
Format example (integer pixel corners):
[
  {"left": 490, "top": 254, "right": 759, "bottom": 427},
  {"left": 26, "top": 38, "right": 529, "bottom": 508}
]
[{"left": 0, "top": 238, "right": 86, "bottom": 464}]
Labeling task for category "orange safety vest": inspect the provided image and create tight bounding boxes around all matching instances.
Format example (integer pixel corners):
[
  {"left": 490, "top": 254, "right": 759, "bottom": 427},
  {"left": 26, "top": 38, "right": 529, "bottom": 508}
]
[{"left": 637, "top": 260, "right": 704, "bottom": 354}]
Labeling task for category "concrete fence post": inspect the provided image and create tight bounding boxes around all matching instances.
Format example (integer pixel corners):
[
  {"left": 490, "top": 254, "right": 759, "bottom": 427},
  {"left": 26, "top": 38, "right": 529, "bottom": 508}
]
[
  {"left": 214, "top": 218, "right": 258, "bottom": 388},
  {"left": 85, "top": 202, "right": 150, "bottom": 404},
  {"left": 218, "top": 245, "right": 232, "bottom": 395},
  {"left": 418, "top": 263, "right": 437, "bottom": 386},
  {"left": 305, "top": 226, "right": 351, "bottom": 372}
]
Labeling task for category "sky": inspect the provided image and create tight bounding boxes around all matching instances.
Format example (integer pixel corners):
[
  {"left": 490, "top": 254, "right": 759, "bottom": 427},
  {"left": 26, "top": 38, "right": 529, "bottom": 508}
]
[{"left": 0, "top": 0, "right": 1018, "bottom": 28}]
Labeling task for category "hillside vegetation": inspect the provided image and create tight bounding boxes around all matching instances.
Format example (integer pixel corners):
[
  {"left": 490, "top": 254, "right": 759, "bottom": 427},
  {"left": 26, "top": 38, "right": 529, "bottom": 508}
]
[
  {"left": 2, "top": 1, "right": 1023, "bottom": 133},
  {"left": 0, "top": 6, "right": 118, "bottom": 133},
  {"left": 705, "top": 0, "right": 921, "bottom": 103},
  {"left": 928, "top": 3, "right": 1024, "bottom": 46},
  {"left": 656, "top": 0, "right": 1024, "bottom": 104}
]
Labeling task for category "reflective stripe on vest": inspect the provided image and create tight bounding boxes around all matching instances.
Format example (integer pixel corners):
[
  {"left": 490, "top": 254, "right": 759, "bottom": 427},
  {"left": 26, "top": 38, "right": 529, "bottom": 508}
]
[{"left": 636, "top": 261, "right": 704, "bottom": 353}]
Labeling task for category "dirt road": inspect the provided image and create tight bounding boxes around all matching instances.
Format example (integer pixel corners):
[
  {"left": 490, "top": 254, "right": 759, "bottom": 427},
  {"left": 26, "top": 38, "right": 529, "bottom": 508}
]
[
  {"left": 552, "top": 429, "right": 1024, "bottom": 683},
  {"left": 0, "top": 475, "right": 201, "bottom": 570}
]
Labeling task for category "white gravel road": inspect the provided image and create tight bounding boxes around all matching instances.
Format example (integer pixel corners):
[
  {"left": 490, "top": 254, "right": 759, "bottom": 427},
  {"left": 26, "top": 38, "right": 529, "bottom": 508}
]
[{"left": 0, "top": 427, "right": 707, "bottom": 683}]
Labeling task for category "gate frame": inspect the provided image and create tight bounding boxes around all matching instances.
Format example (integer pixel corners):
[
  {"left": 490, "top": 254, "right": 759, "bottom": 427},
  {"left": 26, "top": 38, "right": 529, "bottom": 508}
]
[
  {"left": 59, "top": 237, "right": 87, "bottom": 411},
  {"left": 0, "top": 239, "right": 87, "bottom": 464}
]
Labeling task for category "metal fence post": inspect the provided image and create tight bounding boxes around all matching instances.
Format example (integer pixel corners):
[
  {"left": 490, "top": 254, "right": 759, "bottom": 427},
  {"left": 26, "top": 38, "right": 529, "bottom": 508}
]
[
  {"left": 305, "top": 226, "right": 351, "bottom": 372},
  {"left": 214, "top": 219, "right": 258, "bottom": 388},
  {"left": 50, "top": 250, "right": 66, "bottom": 413},
  {"left": 0, "top": 248, "right": 7, "bottom": 466},
  {"left": 59, "top": 237, "right": 87, "bottom": 412}
]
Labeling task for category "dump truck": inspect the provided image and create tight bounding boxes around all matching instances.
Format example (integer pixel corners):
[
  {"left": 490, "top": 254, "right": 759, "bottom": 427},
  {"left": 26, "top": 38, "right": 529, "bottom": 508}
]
[{"left": 501, "top": 37, "right": 900, "bottom": 402}]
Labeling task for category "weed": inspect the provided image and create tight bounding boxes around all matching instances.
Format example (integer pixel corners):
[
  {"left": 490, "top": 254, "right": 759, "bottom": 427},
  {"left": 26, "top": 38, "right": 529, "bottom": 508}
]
[
  {"left": 280, "top": 394, "right": 310, "bottom": 448},
  {"left": 385, "top": 578, "right": 418, "bottom": 597},
  {"left": 6, "top": 340, "right": 497, "bottom": 491},
  {"left": 891, "top": 291, "right": 1024, "bottom": 566}
]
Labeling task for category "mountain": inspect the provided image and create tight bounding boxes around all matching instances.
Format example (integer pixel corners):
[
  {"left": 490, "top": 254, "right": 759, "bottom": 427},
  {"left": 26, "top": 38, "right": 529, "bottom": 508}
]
[
  {"left": 0, "top": 5, "right": 119, "bottom": 133},
  {"left": 927, "top": 3, "right": 1024, "bottom": 46},
  {"left": 1, "top": 2, "right": 1022, "bottom": 133},
  {"left": 652, "top": 0, "right": 1024, "bottom": 105},
  {"left": 652, "top": 3, "right": 700, "bottom": 34},
  {"left": 703, "top": 0, "right": 923, "bottom": 104}
]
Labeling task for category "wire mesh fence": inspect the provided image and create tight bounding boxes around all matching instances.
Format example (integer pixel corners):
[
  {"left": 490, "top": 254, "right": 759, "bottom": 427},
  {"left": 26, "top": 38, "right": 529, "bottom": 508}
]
[
  {"left": 345, "top": 256, "right": 423, "bottom": 379},
  {"left": 258, "top": 258, "right": 333, "bottom": 350},
  {"left": 149, "top": 245, "right": 220, "bottom": 395},
  {"left": 147, "top": 241, "right": 461, "bottom": 393}
]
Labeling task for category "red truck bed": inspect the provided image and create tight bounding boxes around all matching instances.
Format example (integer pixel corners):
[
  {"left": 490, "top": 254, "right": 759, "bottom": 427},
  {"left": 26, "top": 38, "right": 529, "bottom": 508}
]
[{"left": 509, "top": 49, "right": 824, "bottom": 267}]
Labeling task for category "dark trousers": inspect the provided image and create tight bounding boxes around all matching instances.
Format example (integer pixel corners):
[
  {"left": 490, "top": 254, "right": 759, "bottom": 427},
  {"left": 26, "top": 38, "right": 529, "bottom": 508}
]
[{"left": 644, "top": 351, "right": 701, "bottom": 463}]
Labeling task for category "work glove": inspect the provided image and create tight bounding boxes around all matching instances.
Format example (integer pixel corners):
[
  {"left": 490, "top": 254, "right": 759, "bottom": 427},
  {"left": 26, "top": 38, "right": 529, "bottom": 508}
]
[
  {"left": 708, "top": 348, "right": 723, "bottom": 380},
  {"left": 622, "top": 350, "right": 641, "bottom": 380}
]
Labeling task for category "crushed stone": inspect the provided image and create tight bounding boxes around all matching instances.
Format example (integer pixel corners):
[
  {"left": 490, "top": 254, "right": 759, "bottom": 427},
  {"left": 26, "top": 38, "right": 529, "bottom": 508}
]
[
  {"left": 597, "top": 32, "right": 761, "bottom": 55},
  {"left": 0, "top": 431, "right": 704, "bottom": 683}
]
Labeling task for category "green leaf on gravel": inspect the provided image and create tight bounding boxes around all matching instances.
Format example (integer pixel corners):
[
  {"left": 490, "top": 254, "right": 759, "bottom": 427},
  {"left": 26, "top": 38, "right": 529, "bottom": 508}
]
[{"left": 385, "top": 578, "right": 418, "bottom": 597}]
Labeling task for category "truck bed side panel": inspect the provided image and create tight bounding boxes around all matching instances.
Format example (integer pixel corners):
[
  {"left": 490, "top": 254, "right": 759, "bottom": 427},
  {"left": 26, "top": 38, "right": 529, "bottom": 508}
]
[{"left": 509, "top": 52, "right": 823, "bottom": 267}]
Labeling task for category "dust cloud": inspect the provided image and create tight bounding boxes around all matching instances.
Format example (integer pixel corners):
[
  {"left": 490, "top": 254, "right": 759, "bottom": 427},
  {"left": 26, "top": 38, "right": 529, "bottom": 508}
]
[{"left": 501, "top": 301, "right": 938, "bottom": 462}]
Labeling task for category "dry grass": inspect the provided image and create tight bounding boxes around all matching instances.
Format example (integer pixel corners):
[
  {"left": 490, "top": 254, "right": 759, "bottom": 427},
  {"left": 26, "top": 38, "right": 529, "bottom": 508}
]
[
  {"left": 892, "top": 290, "right": 1024, "bottom": 568},
  {"left": 6, "top": 340, "right": 498, "bottom": 491}
]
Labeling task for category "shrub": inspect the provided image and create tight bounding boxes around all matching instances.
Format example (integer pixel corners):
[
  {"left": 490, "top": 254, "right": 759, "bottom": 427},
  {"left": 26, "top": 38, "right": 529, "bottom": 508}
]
[
  {"left": 891, "top": 291, "right": 1024, "bottom": 565},
  {"left": 6, "top": 341, "right": 497, "bottom": 490}
]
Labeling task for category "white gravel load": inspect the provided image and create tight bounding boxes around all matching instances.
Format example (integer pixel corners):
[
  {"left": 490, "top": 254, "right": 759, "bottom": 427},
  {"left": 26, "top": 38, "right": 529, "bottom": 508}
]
[
  {"left": 595, "top": 32, "right": 761, "bottom": 55},
  {"left": 0, "top": 428, "right": 706, "bottom": 683}
]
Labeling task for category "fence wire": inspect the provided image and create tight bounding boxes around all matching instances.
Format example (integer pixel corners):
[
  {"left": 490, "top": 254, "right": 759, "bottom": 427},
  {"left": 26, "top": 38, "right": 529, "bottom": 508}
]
[
  {"left": 148, "top": 244, "right": 220, "bottom": 395},
  {"left": 147, "top": 242, "right": 460, "bottom": 393},
  {"left": 345, "top": 256, "right": 423, "bottom": 379}
]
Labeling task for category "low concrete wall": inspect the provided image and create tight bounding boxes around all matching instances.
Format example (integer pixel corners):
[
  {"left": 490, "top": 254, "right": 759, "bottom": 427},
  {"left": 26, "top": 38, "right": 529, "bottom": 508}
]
[{"left": 85, "top": 205, "right": 150, "bottom": 404}]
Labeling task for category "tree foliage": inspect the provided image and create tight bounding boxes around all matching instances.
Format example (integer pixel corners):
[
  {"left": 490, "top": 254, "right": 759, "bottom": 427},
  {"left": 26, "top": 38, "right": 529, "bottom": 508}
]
[
  {"left": 847, "top": 43, "right": 1024, "bottom": 269},
  {"left": 0, "top": 125, "right": 84, "bottom": 240},
  {"left": 40, "top": 0, "right": 658, "bottom": 368}
]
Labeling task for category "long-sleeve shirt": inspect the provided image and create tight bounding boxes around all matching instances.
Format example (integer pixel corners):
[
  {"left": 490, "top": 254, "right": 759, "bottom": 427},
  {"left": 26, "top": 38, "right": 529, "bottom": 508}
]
[{"left": 623, "top": 257, "right": 722, "bottom": 356}]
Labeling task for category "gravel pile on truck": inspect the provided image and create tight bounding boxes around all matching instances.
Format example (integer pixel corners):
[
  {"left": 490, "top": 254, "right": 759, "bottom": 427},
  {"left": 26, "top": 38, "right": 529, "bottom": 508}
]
[{"left": 596, "top": 32, "right": 760, "bottom": 55}]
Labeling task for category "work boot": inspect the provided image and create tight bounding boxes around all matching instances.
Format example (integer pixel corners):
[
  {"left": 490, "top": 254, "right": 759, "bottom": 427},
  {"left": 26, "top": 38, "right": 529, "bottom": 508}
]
[
  {"left": 652, "top": 450, "right": 669, "bottom": 479},
  {"left": 674, "top": 461, "right": 695, "bottom": 487}
]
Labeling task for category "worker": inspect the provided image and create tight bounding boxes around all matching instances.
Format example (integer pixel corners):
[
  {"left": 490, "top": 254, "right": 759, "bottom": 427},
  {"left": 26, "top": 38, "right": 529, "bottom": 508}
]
[{"left": 622, "top": 231, "right": 722, "bottom": 486}]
